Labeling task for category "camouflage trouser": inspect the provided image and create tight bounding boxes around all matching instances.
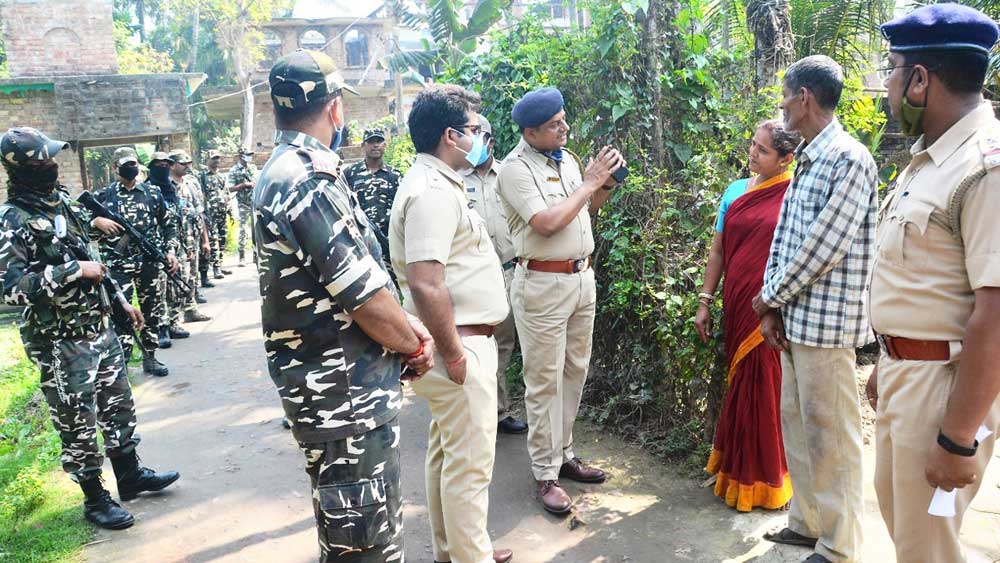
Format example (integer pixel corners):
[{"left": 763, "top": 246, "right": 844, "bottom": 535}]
[
  {"left": 24, "top": 326, "right": 139, "bottom": 482},
  {"left": 209, "top": 212, "right": 226, "bottom": 268},
  {"left": 110, "top": 261, "right": 163, "bottom": 357},
  {"left": 164, "top": 249, "right": 196, "bottom": 326},
  {"left": 298, "top": 420, "right": 404, "bottom": 563},
  {"left": 237, "top": 202, "right": 253, "bottom": 258}
]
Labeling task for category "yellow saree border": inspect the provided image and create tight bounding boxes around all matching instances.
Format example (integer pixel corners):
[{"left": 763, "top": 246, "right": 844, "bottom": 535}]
[{"left": 706, "top": 449, "right": 793, "bottom": 512}]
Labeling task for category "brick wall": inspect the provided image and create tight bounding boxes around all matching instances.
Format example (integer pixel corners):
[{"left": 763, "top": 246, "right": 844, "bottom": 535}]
[
  {"left": 56, "top": 75, "right": 192, "bottom": 140},
  {"left": 0, "top": 0, "right": 118, "bottom": 78}
]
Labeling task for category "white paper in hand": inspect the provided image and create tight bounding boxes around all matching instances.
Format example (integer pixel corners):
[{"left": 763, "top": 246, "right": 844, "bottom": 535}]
[{"left": 927, "top": 425, "right": 993, "bottom": 518}]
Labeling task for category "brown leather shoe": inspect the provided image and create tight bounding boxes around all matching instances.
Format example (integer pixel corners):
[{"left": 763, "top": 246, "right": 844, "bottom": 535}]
[
  {"left": 559, "top": 457, "right": 607, "bottom": 483},
  {"left": 536, "top": 479, "right": 572, "bottom": 514},
  {"left": 434, "top": 550, "right": 513, "bottom": 563}
]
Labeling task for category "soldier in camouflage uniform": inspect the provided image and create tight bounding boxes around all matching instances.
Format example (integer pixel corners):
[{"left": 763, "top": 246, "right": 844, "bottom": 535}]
[
  {"left": 0, "top": 128, "right": 179, "bottom": 531},
  {"left": 227, "top": 148, "right": 257, "bottom": 266},
  {"left": 146, "top": 152, "right": 191, "bottom": 342},
  {"left": 92, "top": 147, "right": 179, "bottom": 377},
  {"left": 257, "top": 49, "right": 435, "bottom": 563},
  {"left": 342, "top": 128, "right": 401, "bottom": 266},
  {"left": 168, "top": 150, "right": 212, "bottom": 324},
  {"left": 170, "top": 150, "right": 214, "bottom": 294},
  {"left": 200, "top": 149, "right": 231, "bottom": 279}
]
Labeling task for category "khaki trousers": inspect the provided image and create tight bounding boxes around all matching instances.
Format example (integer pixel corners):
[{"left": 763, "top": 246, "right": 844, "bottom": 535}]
[
  {"left": 511, "top": 265, "right": 596, "bottom": 481},
  {"left": 411, "top": 335, "right": 498, "bottom": 563},
  {"left": 781, "top": 342, "right": 864, "bottom": 562},
  {"left": 495, "top": 267, "right": 517, "bottom": 417},
  {"left": 874, "top": 353, "right": 1000, "bottom": 563}
]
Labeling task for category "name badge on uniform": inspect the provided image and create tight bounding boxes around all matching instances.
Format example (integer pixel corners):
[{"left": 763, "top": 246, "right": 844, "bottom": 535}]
[
  {"left": 546, "top": 176, "right": 560, "bottom": 182},
  {"left": 54, "top": 214, "right": 67, "bottom": 239}
]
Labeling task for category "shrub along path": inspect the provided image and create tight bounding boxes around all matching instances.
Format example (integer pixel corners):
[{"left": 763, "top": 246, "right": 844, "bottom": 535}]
[{"left": 80, "top": 264, "right": 1000, "bottom": 563}]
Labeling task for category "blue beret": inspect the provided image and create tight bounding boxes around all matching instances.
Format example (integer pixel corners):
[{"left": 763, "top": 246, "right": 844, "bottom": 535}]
[
  {"left": 511, "top": 87, "right": 564, "bottom": 129},
  {"left": 881, "top": 4, "right": 999, "bottom": 55}
]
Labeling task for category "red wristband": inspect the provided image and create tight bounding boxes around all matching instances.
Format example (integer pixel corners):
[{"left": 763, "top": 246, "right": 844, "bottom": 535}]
[
  {"left": 446, "top": 354, "right": 465, "bottom": 369},
  {"left": 406, "top": 341, "right": 424, "bottom": 360}
]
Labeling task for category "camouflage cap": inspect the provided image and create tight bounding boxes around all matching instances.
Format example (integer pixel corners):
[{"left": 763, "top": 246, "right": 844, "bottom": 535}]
[
  {"left": 476, "top": 113, "right": 493, "bottom": 135},
  {"left": 148, "top": 151, "right": 172, "bottom": 164},
  {"left": 113, "top": 146, "right": 139, "bottom": 166},
  {"left": 269, "top": 49, "right": 359, "bottom": 111},
  {"left": 1, "top": 127, "right": 69, "bottom": 165},
  {"left": 363, "top": 128, "right": 386, "bottom": 142},
  {"left": 238, "top": 147, "right": 255, "bottom": 156},
  {"left": 207, "top": 149, "right": 221, "bottom": 159},
  {"left": 168, "top": 149, "right": 193, "bottom": 164}
]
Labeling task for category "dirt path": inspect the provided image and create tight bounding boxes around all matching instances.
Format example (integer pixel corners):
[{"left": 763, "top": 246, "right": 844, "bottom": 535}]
[{"left": 85, "top": 264, "right": 1000, "bottom": 563}]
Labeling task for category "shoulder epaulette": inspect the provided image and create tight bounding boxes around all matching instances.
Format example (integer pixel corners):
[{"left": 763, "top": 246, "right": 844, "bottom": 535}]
[{"left": 297, "top": 147, "right": 340, "bottom": 179}]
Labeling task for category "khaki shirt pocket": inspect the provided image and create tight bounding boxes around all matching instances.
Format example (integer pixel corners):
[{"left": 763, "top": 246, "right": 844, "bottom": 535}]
[
  {"left": 881, "top": 198, "right": 934, "bottom": 268},
  {"left": 466, "top": 207, "right": 493, "bottom": 254}
]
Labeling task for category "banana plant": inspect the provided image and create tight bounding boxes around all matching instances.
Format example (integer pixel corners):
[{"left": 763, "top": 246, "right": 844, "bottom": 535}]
[{"left": 384, "top": 0, "right": 512, "bottom": 76}]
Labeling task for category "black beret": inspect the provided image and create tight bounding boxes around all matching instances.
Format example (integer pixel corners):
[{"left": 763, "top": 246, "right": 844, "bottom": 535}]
[
  {"left": 882, "top": 4, "right": 999, "bottom": 55},
  {"left": 511, "top": 87, "right": 564, "bottom": 129}
]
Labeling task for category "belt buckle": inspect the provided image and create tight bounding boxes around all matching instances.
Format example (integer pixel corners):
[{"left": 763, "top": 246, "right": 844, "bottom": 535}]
[{"left": 574, "top": 258, "right": 589, "bottom": 273}]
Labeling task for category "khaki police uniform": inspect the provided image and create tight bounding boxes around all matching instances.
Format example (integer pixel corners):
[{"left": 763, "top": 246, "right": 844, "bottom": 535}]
[
  {"left": 870, "top": 102, "right": 1000, "bottom": 562},
  {"left": 498, "top": 138, "right": 596, "bottom": 481},
  {"left": 463, "top": 159, "right": 518, "bottom": 418},
  {"left": 390, "top": 153, "right": 508, "bottom": 563}
]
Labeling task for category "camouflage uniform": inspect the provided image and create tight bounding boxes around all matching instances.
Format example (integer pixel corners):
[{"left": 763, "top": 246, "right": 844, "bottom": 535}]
[
  {"left": 0, "top": 187, "right": 139, "bottom": 482},
  {"left": 255, "top": 129, "right": 403, "bottom": 563},
  {"left": 341, "top": 159, "right": 401, "bottom": 262},
  {"left": 201, "top": 166, "right": 228, "bottom": 269},
  {"left": 161, "top": 179, "right": 198, "bottom": 325},
  {"left": 227, "top": 159, "right": 257, "bottom": 261},
  {"left": 94, "top": 180, "right": 176, "bottom": 358},
  {"left": 178, "top": 173, "right": 206, "bottom": 286}
]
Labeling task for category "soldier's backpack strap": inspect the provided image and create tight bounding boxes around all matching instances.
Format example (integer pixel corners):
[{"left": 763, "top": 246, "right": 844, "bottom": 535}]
[{"left": 945, "top": 137, "right": 1000, "bottom": 243}]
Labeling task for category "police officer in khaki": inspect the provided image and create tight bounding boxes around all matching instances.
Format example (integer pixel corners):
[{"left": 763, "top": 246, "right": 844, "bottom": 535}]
[
  {"left": 869, "top": 6, "right": 1000, "bottom": 562},
  {"left": 462, "top": 113, "right": 529, "bottom": 436},
  {"left": 389, "top": 85, "right": 513, "bottom": 563},
  {"left": 498, "top": 87, "right": 624, "bottom": 514}
]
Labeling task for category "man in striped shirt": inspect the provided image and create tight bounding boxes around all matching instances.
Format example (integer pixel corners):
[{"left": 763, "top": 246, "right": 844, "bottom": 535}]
[{"left": 752, "top": 55, "right": 878, "bottom": 563}]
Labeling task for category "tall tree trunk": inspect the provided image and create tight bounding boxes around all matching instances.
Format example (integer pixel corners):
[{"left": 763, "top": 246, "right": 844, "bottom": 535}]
[
  {"left": 137, "top": 0, "right": 146, "bottom": 42},
  {"left": 241, "top": 75, "right": 255, "bottom": 152},
  {"left": 746, "top": 0, "right": 794, "bottom": 91},
  {"left": 188, "top": 3, "right": 201, "bottom": 72},
  {"left": 643, "top": 1, "right": 664, "bottom": 170}
]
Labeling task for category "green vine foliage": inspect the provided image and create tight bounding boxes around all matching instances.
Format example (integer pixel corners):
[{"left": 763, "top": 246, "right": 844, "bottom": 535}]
[{"left": 444, "top": 0, "right": 887, "bottom": 463}]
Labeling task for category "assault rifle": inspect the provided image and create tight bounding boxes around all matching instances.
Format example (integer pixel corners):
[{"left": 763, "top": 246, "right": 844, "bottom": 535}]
[{"left": 77, "top": 191, "right": 192, "bottom": 295}]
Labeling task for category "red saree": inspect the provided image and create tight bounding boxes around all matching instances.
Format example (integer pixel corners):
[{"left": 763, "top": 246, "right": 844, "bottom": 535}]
[{"left": 705, "top": 171, "right": 793, "bottom": 512}]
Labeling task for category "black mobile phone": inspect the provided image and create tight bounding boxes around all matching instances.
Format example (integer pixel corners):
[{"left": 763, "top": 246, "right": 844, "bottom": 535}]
[{"left": 612, "top": 164, "right": 629, "bottom": 184}]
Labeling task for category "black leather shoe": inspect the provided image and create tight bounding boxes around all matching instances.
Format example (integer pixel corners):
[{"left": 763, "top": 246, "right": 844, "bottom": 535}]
[
  {"left": 498, "top": 416, "right": 528, "bottom": 434},
  {"left": 142, "top": 355, "right": 169, "bottom": 377},
  {"left": 221, "top": 267, "right": 233, "bottom": 275},
  {"left": 168, "top": 325, "right": 190, "bottom": 339},
  {"left": 200, "top": 272, "right": 215, "bottom": 288},
  {"left": 80, "top": 478, "right": 134, "bottom": 530},
  {"left": 111, "top": 453, "right": 180, "bottom": 502},
  {"left": 157, "top": 326, "right": 171, "bottom": 349}
]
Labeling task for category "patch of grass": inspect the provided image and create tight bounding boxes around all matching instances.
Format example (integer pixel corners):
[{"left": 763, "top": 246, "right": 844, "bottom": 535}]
[
  {"left": 225, "top": 217, "right": 237, "bottom": 255},
  {"left": 0, "top": 321, "right": 92, "bottom": 562}
]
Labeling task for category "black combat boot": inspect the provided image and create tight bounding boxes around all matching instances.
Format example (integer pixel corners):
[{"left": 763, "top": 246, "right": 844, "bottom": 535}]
[
  {"left": 213, "top": 265, "right": 224, "bottom": 280},
  {"left": 157, "top": 326, "right": 172, "bottom": 349},
  {"left": 168, "top": 324, "right": 190, "bottom": 339},
  {"left": 142, "top": 351, "right": 169, "bottom": 377},
  {"left": 238, "top": 251, "right": 246, "bottom": 267},
  {"left": 200, "top": 271, "right": 215, "bottom": 288},
  {"left": 221, "top": 266, "right": 233, "bottom": 275},
  {"left": 184, "top": 309, "right": 211, "bottom": 323},
  {"left": 110, "top": 452, "right": 180, "bottom": 502},
  {"left": 195, "top": 292, "right": 208, "bottom": 304},
  {"left": 80, "top": 476, "right": 134, "bottom": 530}
]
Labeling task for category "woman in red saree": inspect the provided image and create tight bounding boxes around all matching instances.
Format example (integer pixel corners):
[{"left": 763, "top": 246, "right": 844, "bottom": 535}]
[{"left": 694, "top": 120, "right": 801, "bottom": 512}]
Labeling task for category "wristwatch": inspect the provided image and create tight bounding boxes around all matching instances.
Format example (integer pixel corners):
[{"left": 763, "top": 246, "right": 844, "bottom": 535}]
[{"left": 937, "top": 429, "right": 978, "bottom": 457}]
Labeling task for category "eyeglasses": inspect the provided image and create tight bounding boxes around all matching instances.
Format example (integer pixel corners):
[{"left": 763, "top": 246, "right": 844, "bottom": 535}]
[
  {"left": 876, "top": 64, "right": 915, "bottom": 83},
  {"left": 452, "top": 123, "right": 483, "bottom": 135}
]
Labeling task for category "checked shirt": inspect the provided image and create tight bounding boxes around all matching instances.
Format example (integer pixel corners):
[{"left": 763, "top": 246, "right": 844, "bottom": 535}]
[{"left": 761, "top": 119, "right": 878, "bottom": 349}]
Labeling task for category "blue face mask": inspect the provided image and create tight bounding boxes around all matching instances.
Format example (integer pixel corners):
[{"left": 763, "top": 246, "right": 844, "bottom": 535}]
[
  {"left": 330, "top": 126, "right": 344, "bottom": 152},
  {"left": 453, "top": 129, "right": 488, "bottom": 167}
]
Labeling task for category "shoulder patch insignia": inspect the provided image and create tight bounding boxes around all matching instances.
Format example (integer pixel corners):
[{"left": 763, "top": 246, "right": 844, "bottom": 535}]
[
  {"left": 982, "top": 138, "right": 1000, "bottom": 169},
  {"left": 298, "top": 148, "right": 341, "bottom": 179}
]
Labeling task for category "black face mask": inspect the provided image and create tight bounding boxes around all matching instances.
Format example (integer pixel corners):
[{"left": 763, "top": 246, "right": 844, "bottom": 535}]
[
  {"left": 119, "top": 164, "right": 140, "bottom": 181},
  {"left": 148, "top": 166, "right": 170, "bottom": 186},
  {"left": 8, "top": 161, "right": 59, "bottom": 194}
]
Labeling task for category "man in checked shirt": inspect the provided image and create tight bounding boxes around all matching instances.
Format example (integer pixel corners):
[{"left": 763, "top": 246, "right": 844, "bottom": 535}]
[{"left": 751, "top": 55, "right": 878, "bottom": 563}]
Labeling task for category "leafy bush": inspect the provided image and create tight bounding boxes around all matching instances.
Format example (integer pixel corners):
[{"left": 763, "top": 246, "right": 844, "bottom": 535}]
[{"left": 384, "top": 133, "right": 416, "bottom": 174}]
